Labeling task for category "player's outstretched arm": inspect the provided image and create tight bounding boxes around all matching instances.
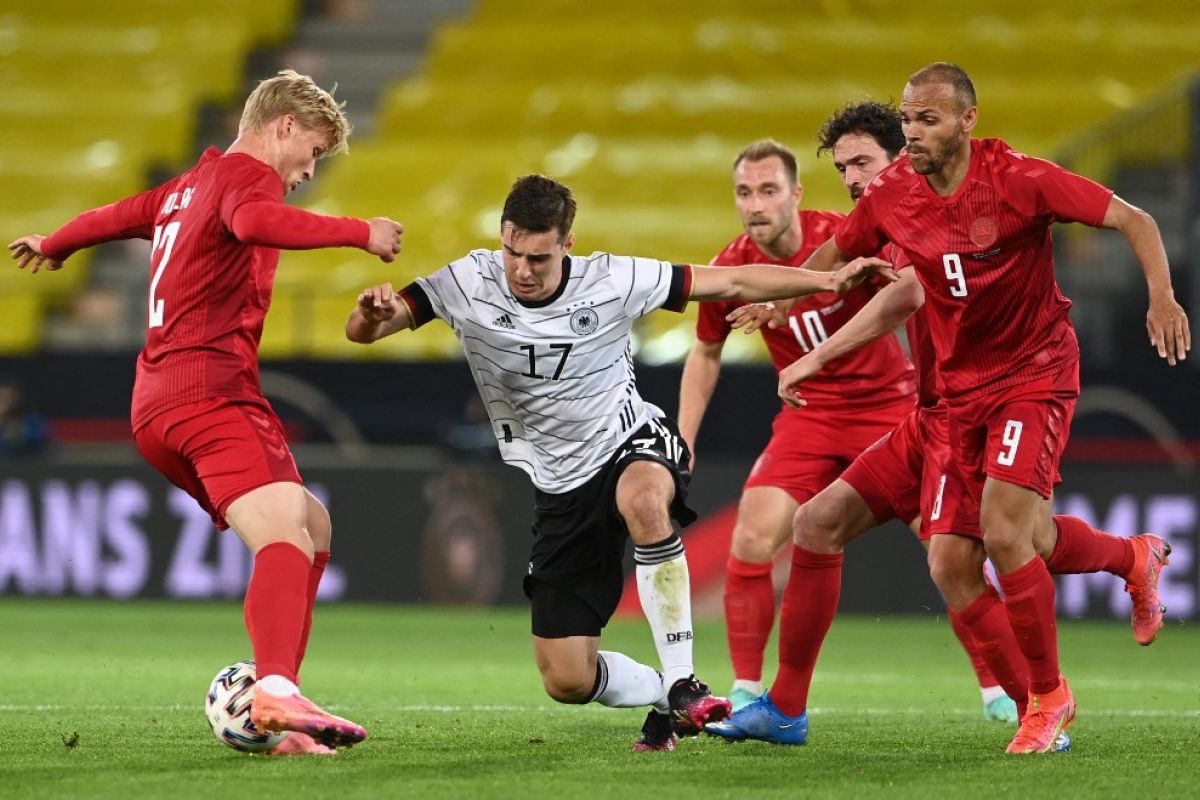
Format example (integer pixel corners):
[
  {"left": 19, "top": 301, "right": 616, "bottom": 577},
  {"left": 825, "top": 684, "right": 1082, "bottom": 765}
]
[
  {"left": 1101, "top": 196, "right": 1190, "bottom": 365},
  {"left": 345, "top": 282, "right": 414, "bottom": 343},
  {"left": 8, "top": 236, "right": 63, "bottom": 274},
  {"left": 9, "top": 185, "right": 166, "bottom": 269},
  {"left": 230, "top": 203, "right": 404, "bottom": 263},
  {"left": 677, "top": 339, "right": 724, "bottom": 468},
  {"left": 778, "top": 270, "right": 924, "bottom": 408},
  {"left": 690, "top": 253, "right": 896, "bottom": 303}
]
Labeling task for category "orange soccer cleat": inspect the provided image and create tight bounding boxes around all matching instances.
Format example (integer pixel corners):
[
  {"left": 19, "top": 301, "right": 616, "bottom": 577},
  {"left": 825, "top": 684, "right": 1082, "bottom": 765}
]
[
  {"left": 1006, "top": 677, "right": 1075, "bottom": 755},
  {"left": 267, "top": 732, "right": 338, "bottom": 756},
  {"left": 1126, "top": 534, "right": 1171, "bottom": 646},
  {"left": 250, "top": 690, "right": 368, "bottom": 749}
]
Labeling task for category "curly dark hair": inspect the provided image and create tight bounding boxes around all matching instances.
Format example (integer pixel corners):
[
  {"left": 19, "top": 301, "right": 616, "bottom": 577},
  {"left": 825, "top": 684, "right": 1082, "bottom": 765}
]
[
  {"left": 816, "top": 101, "right": 905, "bottom": 160},
  {"left": 501, "top": 174, "right": 577, "bottom": 241}
]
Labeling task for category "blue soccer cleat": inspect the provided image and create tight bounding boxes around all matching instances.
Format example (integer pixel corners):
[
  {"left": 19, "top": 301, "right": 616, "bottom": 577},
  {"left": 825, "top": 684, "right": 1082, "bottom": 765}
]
[{"left": 703, "top": 693, "right": 808, "bottom": 745}]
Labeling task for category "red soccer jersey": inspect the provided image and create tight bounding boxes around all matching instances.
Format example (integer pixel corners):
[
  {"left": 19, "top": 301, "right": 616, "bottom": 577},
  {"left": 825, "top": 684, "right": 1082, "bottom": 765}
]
[
  {"left": 129, "top": 148, "right": 289, "bottom": 428},
  {"left": 836, "top": 138, "right": 1113, "bottom": 399},
  {"left": 40, "top": 147, "right": 370, "bottom": 432},
  {"left": 697, "top": 209, "right": 917, "bottom": 412}
]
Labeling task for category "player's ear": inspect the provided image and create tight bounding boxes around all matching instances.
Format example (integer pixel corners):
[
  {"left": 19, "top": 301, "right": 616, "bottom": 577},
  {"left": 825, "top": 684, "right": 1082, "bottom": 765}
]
[
  {"left": 961, "top": 105, "right": 978, "bottom": 134},
  {"left": 277, "top": 113, "right": 296, "bottom": 139},
  {"left": 562, "top": 232, "right": 575, "bottom": 253}
]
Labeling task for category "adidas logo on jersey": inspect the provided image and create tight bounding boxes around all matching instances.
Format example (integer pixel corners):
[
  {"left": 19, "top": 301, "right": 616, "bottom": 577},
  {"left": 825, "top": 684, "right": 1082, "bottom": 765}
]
[{"left": 492, "top": 313, "right": 515, "bottom": 329}]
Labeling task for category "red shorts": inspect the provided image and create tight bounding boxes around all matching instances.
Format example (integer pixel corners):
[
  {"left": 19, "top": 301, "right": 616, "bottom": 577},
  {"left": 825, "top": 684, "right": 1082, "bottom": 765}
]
[
  {"left": 940, "top": 362, "right": 1080, "bottom": 535},
  {"left": 920, "top": 407, "right": 979, "bottom": 539},
  {"left": 133, "top": 397, "right": 302, "bottom": 529},
  {"left": 744, "top": 398, "right": 914, "bottom": 505},
  {"left": 839, "top": 405, "right": 975, "bottom": 540}
]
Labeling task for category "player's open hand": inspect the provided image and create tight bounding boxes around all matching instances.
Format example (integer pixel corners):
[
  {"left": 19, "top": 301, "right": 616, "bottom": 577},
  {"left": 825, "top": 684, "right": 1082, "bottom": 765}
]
[
  {"left": 357, "top": 282, "right": 399, "bottom": 322},
  {"left": 366, "top": 217, "right": 404, "bottom": 263},
  {"left": 831, "top": 257, "right": 896, "bottom": 294},
  {"left": 777, "top": 353, "right": 821, "bottom": 408},
  {"left": 8, "top": 235, "right": 63, "bottom": 273},
  {"left": 727, "top": 301, "right": 791, "bottom": 334},
  {"left": 1146, "top": 292, "right": 1190, "bottom": 366}
]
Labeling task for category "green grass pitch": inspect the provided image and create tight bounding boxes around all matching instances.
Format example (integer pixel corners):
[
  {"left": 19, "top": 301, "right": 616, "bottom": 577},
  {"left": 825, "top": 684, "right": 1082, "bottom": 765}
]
[{"left": 0, "top": 600, "right": 1195, "bottom": 799}]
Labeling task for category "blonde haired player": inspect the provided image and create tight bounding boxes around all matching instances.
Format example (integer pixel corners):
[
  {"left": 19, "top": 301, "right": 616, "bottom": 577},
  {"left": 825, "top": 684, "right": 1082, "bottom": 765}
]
[{"left": 10, "top": 70, "right": 404, "bottom": 755}]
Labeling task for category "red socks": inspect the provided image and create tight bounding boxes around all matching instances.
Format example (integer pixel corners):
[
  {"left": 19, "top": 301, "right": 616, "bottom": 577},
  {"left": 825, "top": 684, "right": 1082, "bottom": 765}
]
[
  {"left": 1045, "top": 515, "right": 1134, "bottom": 577},
  {"left": 948, "top": 608, "right": 999, "bottom": 689},
  {"left": 724, "top": 556, "right": 776, "bottom": 682},
  {"left": 997, "top": 556, "right": 1061, "bottom": 696},
  {"left": 770, "top": 545, "right": 843, "bottom": 717},
  {"left": 244, "top": 542, "right": 312, "bottom": 684},
  {"left": 295, "top": 550, "right": 331, "bottom": 681},
  {"left": 950, "top": 586, "right": 1030, "bottom": 715}
]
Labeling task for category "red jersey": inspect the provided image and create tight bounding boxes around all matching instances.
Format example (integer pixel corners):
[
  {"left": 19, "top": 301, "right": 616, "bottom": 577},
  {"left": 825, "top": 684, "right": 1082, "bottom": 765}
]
[
  {"left": 698, "top": 209, "right": 917, "bottom": 412},
  {"left": 880, "top": 241, "right": 940, "bottom": 410},
  {"left": 41, "top": 147, "right": 369, "bottom": 430},
  {"left": 836, "top": 138, "right": 1113, "bottom": 399}
]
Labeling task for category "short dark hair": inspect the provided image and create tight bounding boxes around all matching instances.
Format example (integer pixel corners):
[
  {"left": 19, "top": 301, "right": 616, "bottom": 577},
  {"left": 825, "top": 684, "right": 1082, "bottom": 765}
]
[
  {"left": 733, "top": 139, "right": 799, "bottom": 186},
  {"left": 906, "top": 62, "right": 977, "bottom": 110},
  {"left": 502, "top": 174, "right": 577, "bottom": 241},
  {"left": 816, "top": 101, "right": 905, "bottom": 160}
]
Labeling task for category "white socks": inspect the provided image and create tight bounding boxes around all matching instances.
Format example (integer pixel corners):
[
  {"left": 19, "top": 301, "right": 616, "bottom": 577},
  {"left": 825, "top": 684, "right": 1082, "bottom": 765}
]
[
  {"left": 980, "top": 685, "right": 1007, "bottom": 706},
  {"left": 257, "top": 675, "right": 300, "bottom": 696},
  {"left": 634, "top": 533, "right": 694, "bottom": 689},
  {"left": 590, "top": 651, "right": 667, "bottom": 709}
]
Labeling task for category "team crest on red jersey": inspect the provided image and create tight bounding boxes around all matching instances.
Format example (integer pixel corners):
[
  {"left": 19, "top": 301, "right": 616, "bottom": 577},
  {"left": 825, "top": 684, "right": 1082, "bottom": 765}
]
[{"left": 970, "top": 217, "right": 998, "bottom": 248}]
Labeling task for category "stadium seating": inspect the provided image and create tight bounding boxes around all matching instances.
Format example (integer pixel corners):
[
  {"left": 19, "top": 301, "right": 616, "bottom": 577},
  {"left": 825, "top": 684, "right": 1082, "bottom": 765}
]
[
  {"left": 282, "top": 1, "right": 1200, "bottom": 360},
  {"left": 0, "top": 0, "right": 299, "bottom": 352},
  {"left": 6, "top": 0, "right": 1198, "bottom": 358}
]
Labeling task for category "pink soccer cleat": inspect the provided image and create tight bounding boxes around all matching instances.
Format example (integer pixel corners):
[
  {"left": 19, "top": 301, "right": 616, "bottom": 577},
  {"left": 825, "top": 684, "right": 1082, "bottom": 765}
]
[
  {"left": 667, "top": 675, "right": 732, "bottom": 736},
  {"left": 250, "top": 689, "right": 368, "bottom": 749},
  {"left": 267, "top": 732, "right": 338, "bottom": 756},
  {"left": 1006, "top": 677, "right": 1076, "bottom": 755},
  {"left": 1125, "top": 533, "right": 1171, "bottom": 646}
]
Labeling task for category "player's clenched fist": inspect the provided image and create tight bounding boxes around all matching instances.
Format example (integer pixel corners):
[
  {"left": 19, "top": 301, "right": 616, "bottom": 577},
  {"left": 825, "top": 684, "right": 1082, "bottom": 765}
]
[{"left": 366, "top": 217, "right": 404, "bottom": 263}]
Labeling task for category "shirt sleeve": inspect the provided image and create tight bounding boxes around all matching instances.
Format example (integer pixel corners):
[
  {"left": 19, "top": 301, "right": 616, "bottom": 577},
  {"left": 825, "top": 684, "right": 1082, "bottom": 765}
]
[
  {"left": 229, "top": 201, "right": 370, "bottom": 250},
  {"left": 695, "top": 294, "right": 735, "bottom": 343},
  {"left": 413, "top": 254, "right": 478, "bottom": 330},
  {"left": 40, "top": 183, "right": 171, "bottom": 261},
  {"left": 1026, "top": 158, "right": 1114, "bottom": 226},
  {"left": 614, "top": 255, "right": 690, "bottom": 318},
  {"left": 397, "top": 282, "right": 437, "bottom": 329},
  {"left": 219, "top": 162, "right": 284, "bottom": 228},
  {"left": 834, "top": 197, "right": 887, "bottom": 259}
]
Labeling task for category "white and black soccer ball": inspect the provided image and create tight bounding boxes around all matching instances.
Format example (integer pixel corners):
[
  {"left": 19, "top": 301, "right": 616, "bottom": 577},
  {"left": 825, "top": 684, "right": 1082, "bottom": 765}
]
[{"left": 205, "top": 660, "right": 289, "bottom": 753}]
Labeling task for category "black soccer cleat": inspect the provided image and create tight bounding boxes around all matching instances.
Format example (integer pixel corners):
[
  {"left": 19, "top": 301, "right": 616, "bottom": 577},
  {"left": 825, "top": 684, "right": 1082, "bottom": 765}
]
[
  {"left": 632, "top": 709, "right": 678, "bottom": 752},
  {"left": 668, "top": 675, "right": 732, "bottom": 736}
]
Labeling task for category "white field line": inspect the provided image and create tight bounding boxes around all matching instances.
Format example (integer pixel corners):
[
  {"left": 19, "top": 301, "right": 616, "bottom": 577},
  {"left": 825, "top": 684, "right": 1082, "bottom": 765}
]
[{"left": 1, "top": 704, "right": 1196, "bottom": 718}]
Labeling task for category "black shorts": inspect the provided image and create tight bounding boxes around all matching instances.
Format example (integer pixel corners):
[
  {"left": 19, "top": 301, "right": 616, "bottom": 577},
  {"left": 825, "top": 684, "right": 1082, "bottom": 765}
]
[{"left": 524, "top": 417, "right": 696, "bottom": 638}]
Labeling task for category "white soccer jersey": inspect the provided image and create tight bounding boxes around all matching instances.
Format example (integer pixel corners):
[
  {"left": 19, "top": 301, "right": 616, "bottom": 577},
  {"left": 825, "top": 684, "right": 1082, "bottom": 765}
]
[{"left": 402, "top": 249, "right": 692, "bottom": 493}]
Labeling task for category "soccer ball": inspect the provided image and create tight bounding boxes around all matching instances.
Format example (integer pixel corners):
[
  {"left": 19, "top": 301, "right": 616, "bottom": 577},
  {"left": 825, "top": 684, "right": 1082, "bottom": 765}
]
[{"left": 205, "top": 660, "right": 289, "bottom": 753}]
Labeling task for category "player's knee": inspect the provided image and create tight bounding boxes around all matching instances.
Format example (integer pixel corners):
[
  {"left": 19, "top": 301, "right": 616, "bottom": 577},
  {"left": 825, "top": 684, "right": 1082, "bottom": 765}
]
[
  {"left": 619, "top": 490, "right": 671, "bottom": 543},
  {"left": 731, "top": 521, "right": 778, "bottom": 562},
  {"left": 928, "top": 552, "right": 980, "bottom": 603},
  {"left": 794, "top": 495, "right": 848, "bottom": 550},
  {"left": 540, "top": 667, "right": 594, "bottom": 704}
]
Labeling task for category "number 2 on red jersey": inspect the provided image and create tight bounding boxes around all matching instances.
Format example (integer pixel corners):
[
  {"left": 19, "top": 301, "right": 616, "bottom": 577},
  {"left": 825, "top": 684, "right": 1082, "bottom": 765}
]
[{"left": 149, "top": 221, "right": 181, "bottom": 329}]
